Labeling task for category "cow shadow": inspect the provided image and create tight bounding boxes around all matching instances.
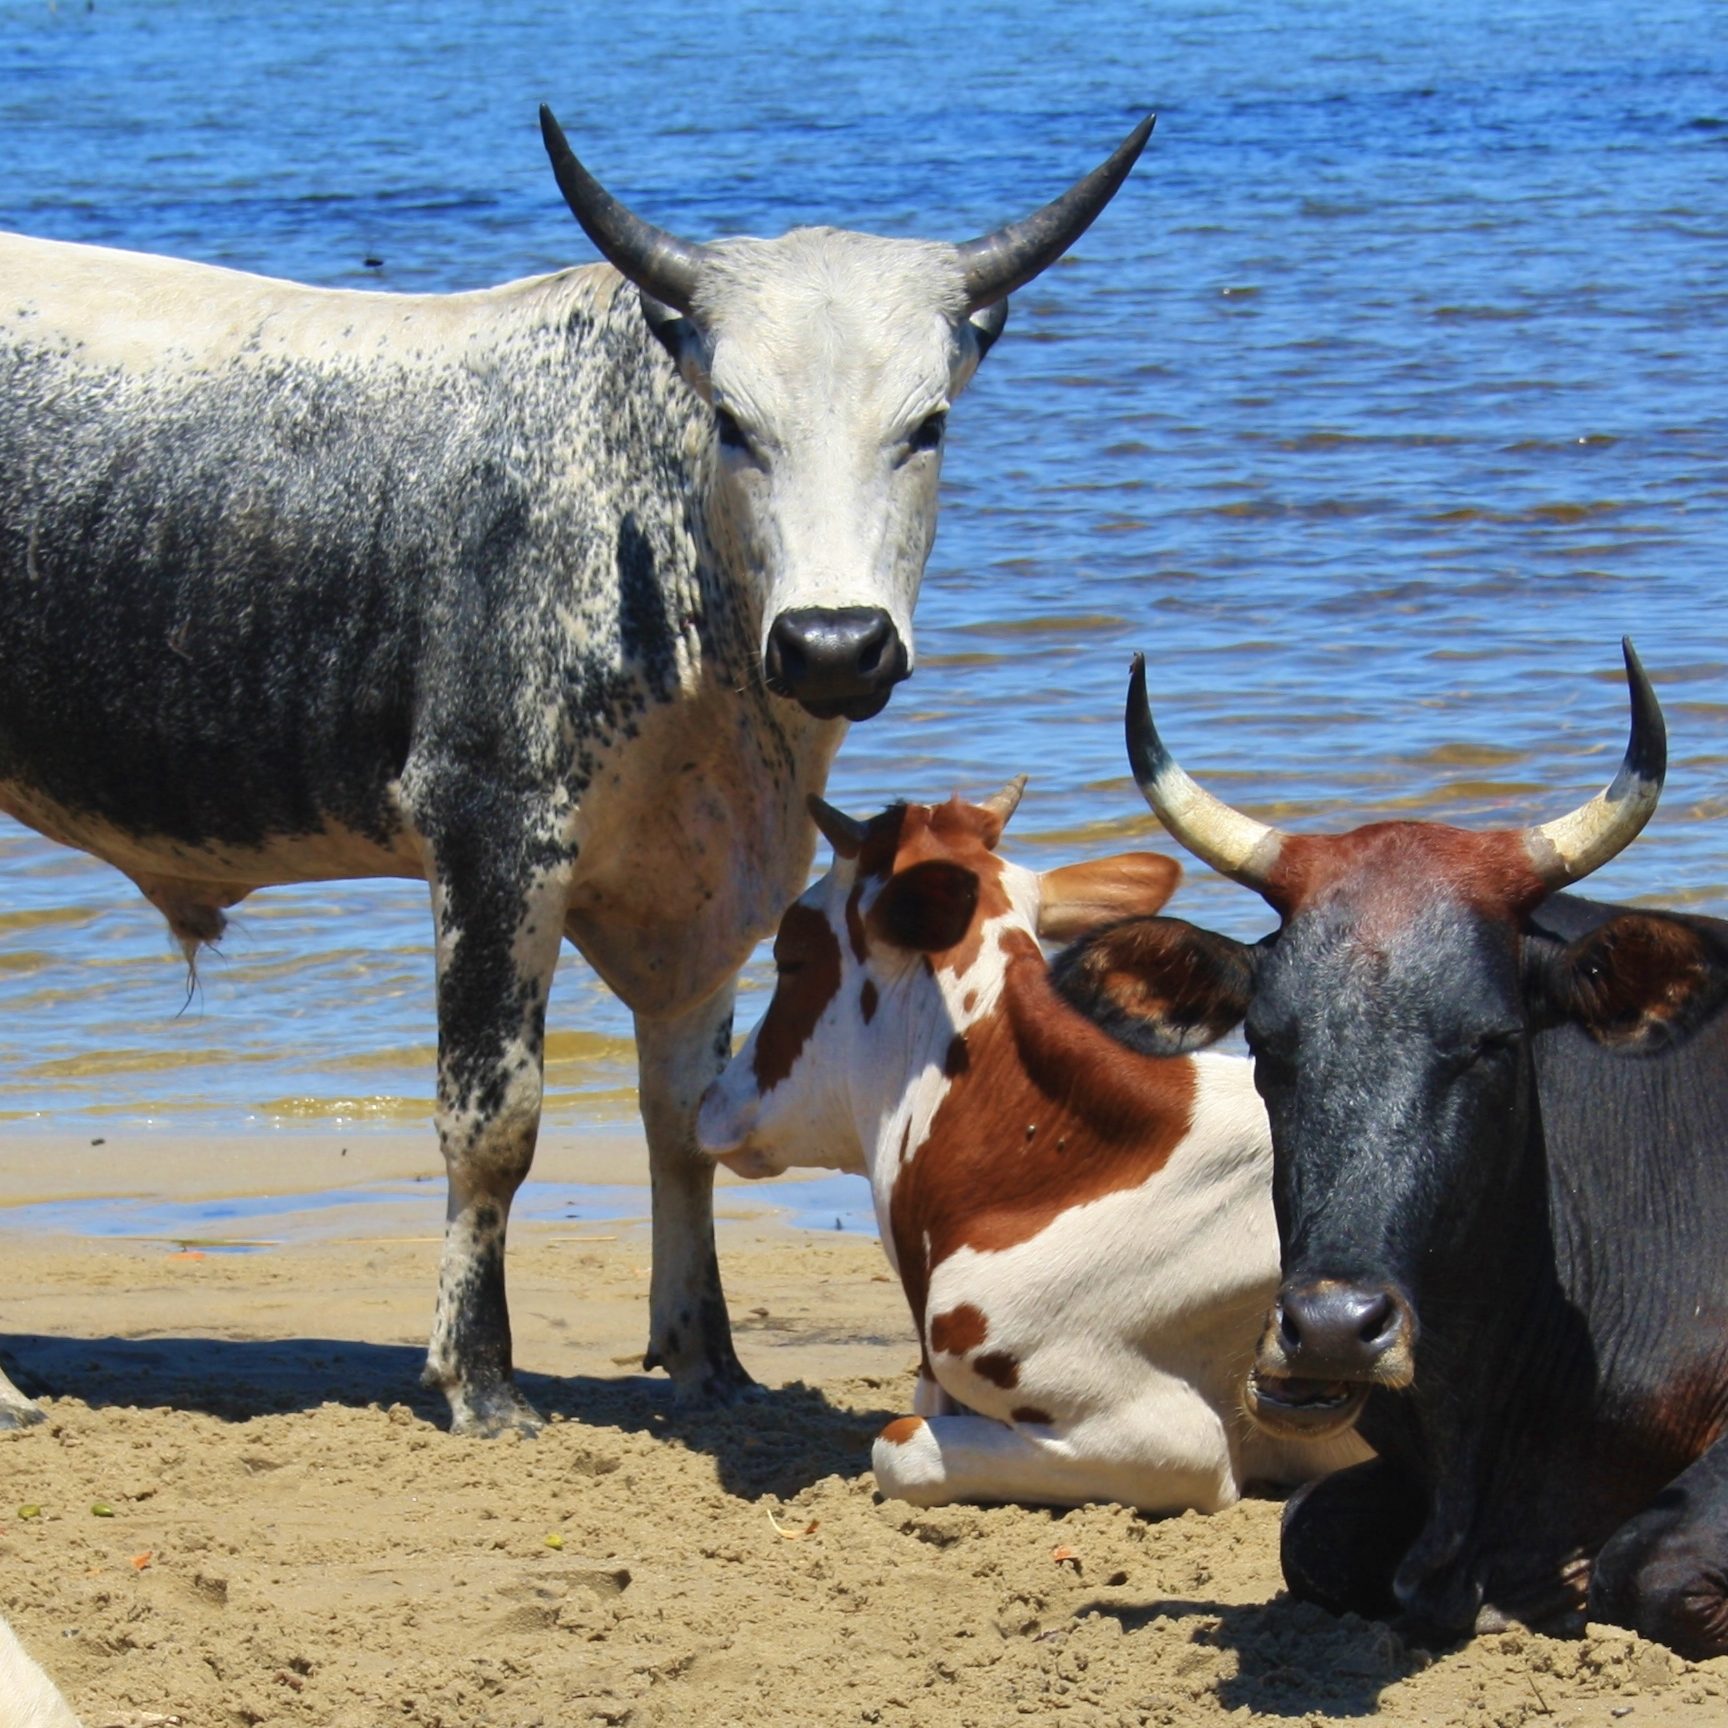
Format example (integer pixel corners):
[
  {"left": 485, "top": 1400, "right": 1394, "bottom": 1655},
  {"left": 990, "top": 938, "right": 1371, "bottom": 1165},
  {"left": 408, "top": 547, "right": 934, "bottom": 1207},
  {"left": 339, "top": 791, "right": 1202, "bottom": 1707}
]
[
  {"left": 1, "top": 1332, "right": 893, "bottom": 1500},
  {"left": 1075, "top": 1591, "right": 1422, "bottom": 1718}
]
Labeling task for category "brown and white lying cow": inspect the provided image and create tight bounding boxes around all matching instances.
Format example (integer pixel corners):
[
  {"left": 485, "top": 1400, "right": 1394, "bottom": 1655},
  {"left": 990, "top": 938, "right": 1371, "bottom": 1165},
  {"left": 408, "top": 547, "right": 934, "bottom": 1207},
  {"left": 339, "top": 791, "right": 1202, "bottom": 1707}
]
[{"left": 697, "top": 781, "right": 1366, "bottom": 1511}]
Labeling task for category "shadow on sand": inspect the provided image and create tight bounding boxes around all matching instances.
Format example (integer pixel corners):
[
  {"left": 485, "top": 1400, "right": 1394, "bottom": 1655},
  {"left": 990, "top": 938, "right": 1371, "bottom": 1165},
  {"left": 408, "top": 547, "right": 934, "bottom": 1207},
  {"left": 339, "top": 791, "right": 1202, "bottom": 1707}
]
[
  {"left": 2, "top": 1331, "right": 894, "bottom": 1500},
  {"left": 1075, "top": 1592, "right": 1424, "bottom": 1719}
]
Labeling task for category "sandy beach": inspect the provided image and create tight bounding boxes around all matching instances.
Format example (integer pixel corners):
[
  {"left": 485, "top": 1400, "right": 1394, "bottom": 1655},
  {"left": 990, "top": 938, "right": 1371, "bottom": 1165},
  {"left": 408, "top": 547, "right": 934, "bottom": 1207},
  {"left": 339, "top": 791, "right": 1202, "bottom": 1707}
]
[{"left": 0, "top": 1129, "right": 1724, "bottom": 1728}]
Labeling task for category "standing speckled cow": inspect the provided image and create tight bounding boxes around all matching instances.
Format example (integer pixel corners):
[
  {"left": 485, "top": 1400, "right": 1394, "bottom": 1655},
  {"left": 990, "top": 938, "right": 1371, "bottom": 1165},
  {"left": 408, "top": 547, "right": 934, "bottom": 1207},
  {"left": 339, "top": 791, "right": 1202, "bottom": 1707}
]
[{"left": 0, "top": 107, "right": 1152, "bottom": 1435}]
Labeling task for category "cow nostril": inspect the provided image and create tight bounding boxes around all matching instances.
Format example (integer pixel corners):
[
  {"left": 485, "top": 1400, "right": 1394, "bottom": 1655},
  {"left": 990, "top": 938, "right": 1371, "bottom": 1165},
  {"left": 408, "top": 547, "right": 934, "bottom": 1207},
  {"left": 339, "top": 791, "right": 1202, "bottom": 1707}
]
[{"left": 1357, "top": 1289, "right": 1396, "bottom": 1345}]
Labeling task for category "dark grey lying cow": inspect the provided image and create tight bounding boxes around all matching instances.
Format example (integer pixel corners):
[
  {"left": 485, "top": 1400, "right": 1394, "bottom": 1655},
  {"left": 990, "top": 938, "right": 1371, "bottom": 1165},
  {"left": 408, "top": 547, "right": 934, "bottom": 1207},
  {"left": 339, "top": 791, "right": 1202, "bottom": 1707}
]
[
  {"left": 1055, "top": 646, "right": 1728, "bottom": 1658},
  {"left": 0, "top": 108, "right": 1152, "bottom": 1434}
]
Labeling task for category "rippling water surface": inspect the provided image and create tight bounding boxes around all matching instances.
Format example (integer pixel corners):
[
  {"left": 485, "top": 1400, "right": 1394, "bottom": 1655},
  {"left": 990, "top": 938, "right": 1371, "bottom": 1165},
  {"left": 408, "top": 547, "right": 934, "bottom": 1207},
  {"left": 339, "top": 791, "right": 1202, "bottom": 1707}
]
[{"left": 1, "top": 0, "right": 1724, "bottom": 1130}]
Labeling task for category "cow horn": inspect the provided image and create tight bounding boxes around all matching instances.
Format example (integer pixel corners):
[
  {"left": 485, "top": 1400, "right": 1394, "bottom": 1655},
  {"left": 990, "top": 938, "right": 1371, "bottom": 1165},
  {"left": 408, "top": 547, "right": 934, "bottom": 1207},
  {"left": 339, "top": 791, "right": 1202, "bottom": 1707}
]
[
  {"left": 979, "top": 775, "right": 1028, "bottom": 827},
  {"left": 808, "top": 793, "right": 869, "bottom": 861},
  {"left": 1521, "top": 639, "right": 1666, "bottom": 888},
  {"left": 1125, "top": 653, "right": 1287, "bottom": 889},
  {"left": 954, "top": 114, "right": 1155, "bottom": 312},
  {"left": 540, "top": 107, "right": 706, "bottom": 315}
]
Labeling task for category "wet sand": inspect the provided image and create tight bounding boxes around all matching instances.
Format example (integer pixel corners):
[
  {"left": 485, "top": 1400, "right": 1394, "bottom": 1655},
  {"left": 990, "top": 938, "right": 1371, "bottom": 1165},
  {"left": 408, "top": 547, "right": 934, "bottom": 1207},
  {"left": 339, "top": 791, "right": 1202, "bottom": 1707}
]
[{"left": 1, "top": 1130, "right": 1725, "bottom": 1726}]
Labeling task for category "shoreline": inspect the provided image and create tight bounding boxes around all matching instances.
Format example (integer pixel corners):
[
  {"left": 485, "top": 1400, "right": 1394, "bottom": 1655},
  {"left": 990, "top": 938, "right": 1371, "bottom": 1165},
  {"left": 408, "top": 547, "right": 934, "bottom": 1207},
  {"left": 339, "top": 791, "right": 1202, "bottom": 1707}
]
[{"left": 0, "top": 1125, "right": 860, "bottom": 1231}]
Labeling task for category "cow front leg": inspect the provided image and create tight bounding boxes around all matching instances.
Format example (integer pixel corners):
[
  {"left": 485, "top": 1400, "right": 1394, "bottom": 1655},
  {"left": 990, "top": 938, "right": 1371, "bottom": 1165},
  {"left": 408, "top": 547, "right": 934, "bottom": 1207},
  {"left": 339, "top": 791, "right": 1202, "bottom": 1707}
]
[
  {"left": 1281, "top": 1455, "right": 1430, "bottom": 1622},
  {"left": 634, "top": 987, "right": 754, "bottom": 1401},
  {"left": 418, "top": 809, "right": 571, "bottom": 1437},
  {"left": 1591, "top": 1435, "right": 1728, "bottom": 1659}
]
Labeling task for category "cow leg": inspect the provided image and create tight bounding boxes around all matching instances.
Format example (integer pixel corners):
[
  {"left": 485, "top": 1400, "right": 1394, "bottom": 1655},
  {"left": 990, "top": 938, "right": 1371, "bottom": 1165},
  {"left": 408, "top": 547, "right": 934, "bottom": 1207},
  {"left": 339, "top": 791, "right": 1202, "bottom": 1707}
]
[
  {"left": 418, "top": 811, "right": 571, "bottom": 1437},
  {"left": 1281, "top": 1455, "right": 1430, "bottom": 1621},
  {"left": 635, "top": 987, "right": 754, "bottom": 1401},
  {"left": 0, "top": 1358, "right": 44, "bottom": 1429},
  {"left": 873, "top": 1411, "right": 1237, "bottom": 1514},
  {"left": 1590, "top": 1435, "right": 1728, "bottom": 1659}
]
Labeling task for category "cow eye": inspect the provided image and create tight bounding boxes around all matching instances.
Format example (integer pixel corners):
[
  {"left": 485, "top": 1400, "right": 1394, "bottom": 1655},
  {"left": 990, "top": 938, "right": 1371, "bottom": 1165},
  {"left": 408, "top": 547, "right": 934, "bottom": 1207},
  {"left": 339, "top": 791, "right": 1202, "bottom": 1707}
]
[
  {"left": 714, "top": 407, "right": 752, "bottom": 454},
  {"left": 909, "top": 411, "right": 947, "bottom": 453}
]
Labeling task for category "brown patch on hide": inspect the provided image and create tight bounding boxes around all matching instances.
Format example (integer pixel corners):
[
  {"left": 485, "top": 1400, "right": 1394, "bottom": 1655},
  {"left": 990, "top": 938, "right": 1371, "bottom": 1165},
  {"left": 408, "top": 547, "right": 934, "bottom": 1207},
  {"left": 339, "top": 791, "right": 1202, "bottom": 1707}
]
[
  {"left": 845, "top": 882, "right": 869, "bottom": 963},
  {"left": 973, "top": 1352, "right": 1021, "bottom": 1390},
  {"left": 751, "top": 902, "right": 843, "bottom": 1092},
  {"left": 929, "top": 1304, "right": 989, "bottom": 1357},
  {"left": 879, "top": 1417, "right": 926, "bottom": 1446},
  {"left": 889, "top": 928, "right": 1198, "bottom": 1344},
  {"left": 854, "top": 798, "right": 1015, "bottom": 979}
]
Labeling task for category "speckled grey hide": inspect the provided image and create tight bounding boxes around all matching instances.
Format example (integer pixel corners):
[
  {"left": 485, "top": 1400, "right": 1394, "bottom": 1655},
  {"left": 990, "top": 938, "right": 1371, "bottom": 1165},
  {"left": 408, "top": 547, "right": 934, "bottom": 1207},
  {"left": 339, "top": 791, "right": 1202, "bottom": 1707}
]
[{"left": 0, "top": 220, "right": 993, "bottom": 1435}]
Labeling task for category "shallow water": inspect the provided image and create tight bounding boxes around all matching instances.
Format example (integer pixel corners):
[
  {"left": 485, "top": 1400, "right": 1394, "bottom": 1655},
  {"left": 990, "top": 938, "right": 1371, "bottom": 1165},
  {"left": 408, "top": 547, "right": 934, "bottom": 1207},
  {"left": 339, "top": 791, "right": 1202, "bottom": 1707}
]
[
  {"left": 0, "top": 1172, "right": 877, "bottom": 1247},
  {"left": 1, "top": 0, "right": 1724, "bottom": 1131}
]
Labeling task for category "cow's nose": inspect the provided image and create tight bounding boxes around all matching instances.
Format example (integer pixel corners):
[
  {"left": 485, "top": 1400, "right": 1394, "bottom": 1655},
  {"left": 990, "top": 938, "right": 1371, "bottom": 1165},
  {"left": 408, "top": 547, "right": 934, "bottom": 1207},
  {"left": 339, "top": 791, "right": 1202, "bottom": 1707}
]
[
  {"left": 1274, "top": 1279, "right": 1410, "bottom": 1379},
  {"left": 764, "top": 607, "right": 909, "bottom": 721}
]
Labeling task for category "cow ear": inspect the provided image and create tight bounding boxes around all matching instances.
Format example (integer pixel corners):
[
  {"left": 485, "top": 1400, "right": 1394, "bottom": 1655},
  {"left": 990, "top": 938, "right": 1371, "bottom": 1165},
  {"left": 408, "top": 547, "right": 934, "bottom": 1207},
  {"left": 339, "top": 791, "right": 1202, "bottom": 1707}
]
[
  {"left": 639, "top": 290, "right": 713, "bottom": 396},
  {"left": 867, "top": 861, "right": 980, "bottom": 955},
  {"left": 1531, "top": 911, "right": 1728, "bottom": 1051},
  {"left": 1036, "top": 853, "right": 1182, "bottom": 943},
  {"left": 1052, "top": 916, "right": 1256, "bottom": 1057},
  {"left": 968, "top": 298, "right": 1009, "bottom": 363}
]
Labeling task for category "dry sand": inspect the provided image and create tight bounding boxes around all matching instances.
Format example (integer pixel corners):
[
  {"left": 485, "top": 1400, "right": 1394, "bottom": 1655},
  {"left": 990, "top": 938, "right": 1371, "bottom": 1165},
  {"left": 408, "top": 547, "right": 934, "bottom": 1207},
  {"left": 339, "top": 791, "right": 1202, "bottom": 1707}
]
[{"left": 1, "top": 1130, "right": 1725, "bottom": 1727}]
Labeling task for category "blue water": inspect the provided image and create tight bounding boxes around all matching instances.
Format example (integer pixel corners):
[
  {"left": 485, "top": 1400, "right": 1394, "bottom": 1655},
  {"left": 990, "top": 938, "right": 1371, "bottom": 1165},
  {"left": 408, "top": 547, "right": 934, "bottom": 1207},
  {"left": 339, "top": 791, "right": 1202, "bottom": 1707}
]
[
  {"left": 1, "top": 0, "right": 1724, "bottom": 1130},
  {"left": 0, "top": 1172, "right": 876, "bottom": 1245}
]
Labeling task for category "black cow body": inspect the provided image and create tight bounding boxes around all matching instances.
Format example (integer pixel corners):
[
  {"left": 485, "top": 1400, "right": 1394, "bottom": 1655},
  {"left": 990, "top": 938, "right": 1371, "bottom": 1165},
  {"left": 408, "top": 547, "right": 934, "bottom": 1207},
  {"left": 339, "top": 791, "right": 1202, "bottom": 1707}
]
[
  {"left": 1056, "top": 649, "right": 1728, "bottom": 1657},
  {"left": 1281, "top": 892, "right": 1728, "bottom": 1652}
]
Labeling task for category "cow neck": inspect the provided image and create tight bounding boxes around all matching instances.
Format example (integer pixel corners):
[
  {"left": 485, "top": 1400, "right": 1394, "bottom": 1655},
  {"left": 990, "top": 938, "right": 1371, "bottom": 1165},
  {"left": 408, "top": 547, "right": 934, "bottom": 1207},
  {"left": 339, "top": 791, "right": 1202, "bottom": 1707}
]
[{"left": 885, "top": 928, "right": 1199, "bottom": 1341}]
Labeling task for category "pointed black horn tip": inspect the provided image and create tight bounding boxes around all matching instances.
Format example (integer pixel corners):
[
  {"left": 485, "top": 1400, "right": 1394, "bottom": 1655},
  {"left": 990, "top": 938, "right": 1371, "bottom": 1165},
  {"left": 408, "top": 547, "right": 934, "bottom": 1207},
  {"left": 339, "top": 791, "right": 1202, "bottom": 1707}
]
[
  {"left": 538, "top": 104, "right": 590, "bottom": 192},
  {"left": 539, "top": 104, "right": 569, "bottom": 157},
  {"left": 1620, "top": 636, "right": 1667, "bottom": 784},
  {"left": 1123, "top": 652, "right": 1167, "bottom": 783},
  {"left": 1088, "top": 112, "right": 1158, "bottom": 201}
]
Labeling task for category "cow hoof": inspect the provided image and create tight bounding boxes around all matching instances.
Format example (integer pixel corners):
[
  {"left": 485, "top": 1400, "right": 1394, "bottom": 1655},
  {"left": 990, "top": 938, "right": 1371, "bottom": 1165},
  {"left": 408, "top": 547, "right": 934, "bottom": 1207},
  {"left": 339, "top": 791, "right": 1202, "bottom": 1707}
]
[
  {"left": 446, "top": 1383, "right": 545, "bottom": 1439},
  {"left": 668, "top": 1358, "right": 760, "bottom": 1408}
]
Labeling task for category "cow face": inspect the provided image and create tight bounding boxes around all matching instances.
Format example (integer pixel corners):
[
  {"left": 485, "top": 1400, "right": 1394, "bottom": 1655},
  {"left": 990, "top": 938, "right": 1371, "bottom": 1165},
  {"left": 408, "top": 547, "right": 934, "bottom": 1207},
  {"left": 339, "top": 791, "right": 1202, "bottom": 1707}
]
[
  {"left": 1051, "top": 644, "right": 1718, "bottom": 1441},
  {"left": 697, "top": 784, "right": 1181, "bottom": 1180},
  {"left": 656, "top": 234, "right": 990, "bottom": 721},
  {"left": 539, "top": 107, "right": 1154, "bottom": 721}
]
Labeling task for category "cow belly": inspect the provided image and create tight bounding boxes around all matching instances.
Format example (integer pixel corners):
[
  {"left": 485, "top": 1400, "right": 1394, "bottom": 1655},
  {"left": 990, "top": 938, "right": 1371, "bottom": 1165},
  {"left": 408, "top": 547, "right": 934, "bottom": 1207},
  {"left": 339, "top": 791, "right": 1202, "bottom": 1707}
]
[{"left": 0, "top": 774, "right": 422, "bottom": 891}]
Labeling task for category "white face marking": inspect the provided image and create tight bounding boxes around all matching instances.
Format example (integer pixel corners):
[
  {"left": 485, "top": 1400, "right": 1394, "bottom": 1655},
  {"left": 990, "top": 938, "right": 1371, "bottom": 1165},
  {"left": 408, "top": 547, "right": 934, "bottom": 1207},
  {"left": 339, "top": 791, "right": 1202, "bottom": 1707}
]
[{"left": 685, "top": 230, "right": 986, "bottom": 670}]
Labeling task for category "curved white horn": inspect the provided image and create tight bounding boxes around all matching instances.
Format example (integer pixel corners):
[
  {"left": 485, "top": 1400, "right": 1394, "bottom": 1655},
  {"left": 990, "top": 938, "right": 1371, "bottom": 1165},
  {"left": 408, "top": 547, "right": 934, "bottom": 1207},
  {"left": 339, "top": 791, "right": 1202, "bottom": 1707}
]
[
  {"left": 1522, "top": 639, "right": 1666, "bottom": 888},
  {"left": 1125, "top": 654, "right": 1287, "bottom": 889}
]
